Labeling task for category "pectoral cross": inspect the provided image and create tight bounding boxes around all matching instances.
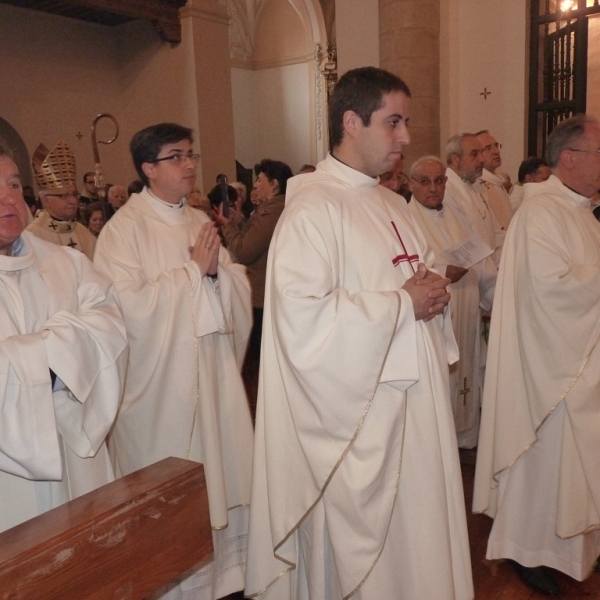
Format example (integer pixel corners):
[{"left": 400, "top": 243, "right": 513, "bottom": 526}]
[
  {"left": 459, "top": 377, "right": 471, "bottom": 406},
  {"left": 67, "top": 238, "right": 77, "bottom": 249}
]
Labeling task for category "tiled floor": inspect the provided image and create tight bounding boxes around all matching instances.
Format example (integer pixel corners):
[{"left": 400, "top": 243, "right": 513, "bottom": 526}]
[{"left": 461, "top": 449, "right": 600, "bottom": 599}]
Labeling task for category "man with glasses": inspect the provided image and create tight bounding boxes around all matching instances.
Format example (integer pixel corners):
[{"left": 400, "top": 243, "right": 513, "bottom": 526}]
[
  {"left": 94, "top": 122, "right": 253, "bottom": 600},
  {"left": 445, "top": 133, "right": 504, "bottom": 267},
  {"left": 27, "top": 140, "right": 97, "bottom": 260},
  {"left": 476, "top": 130, "right": 513, "bottom": 230},
  {"left": 79, "top": 171, "right": 99, "bottom": 208},
  {"left": 407, "top": 156, "right": 497, "bottom": 449},
  {"left": 474, "top": 114, "right": 600, "bottom": 596}
]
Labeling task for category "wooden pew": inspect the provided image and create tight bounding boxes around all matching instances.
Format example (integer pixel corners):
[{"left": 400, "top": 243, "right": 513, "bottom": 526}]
[{"left": 0, "top": 457, "right": 212, "bottom": 599}]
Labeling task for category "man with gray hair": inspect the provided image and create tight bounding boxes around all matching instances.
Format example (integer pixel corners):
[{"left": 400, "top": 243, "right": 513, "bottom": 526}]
[
  {"left": 445, "top": 133, "right": 504, "bottom": 266},
  {"left": 408, "top": 155, "right": 497, "bottom": 449},
  {"left": 476, "top": 130, "right": 513, "bottom": 230},
  {"left": 474, "top": 114, "right": 600, "bottom": 596}
]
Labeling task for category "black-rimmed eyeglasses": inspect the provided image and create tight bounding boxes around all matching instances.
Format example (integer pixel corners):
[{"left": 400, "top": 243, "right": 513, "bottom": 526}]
[{"left": 153, "top": 153, "right": 200, "bottom": 165}]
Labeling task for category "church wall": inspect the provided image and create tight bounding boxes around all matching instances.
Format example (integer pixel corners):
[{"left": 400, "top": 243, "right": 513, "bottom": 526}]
[
  {"left": 230, "top": 0, "right": 316, "bottom": 173},
  {"left": 440, "top": 0, "right": 528, "bottom": 181},
  {"left": 0, "top": 3, "right": 233, "bottom": 194},
  {"left": 335, "top": 0, "right": 380, "bottom": 74},
  {"left": 587, "top": 14, "right": 600, "bottom": 119},
  {"left": 231, "top": 67, "right": 260, "bottom": 169},
  {"left": 254, "top": 62, "right": 312, "bottom": 171},
  {"left": 0, "top": 4, "right": 133, "bottom": 188},
  {"left": 380, "top": 0, "right": 440, "bottom": 168}
]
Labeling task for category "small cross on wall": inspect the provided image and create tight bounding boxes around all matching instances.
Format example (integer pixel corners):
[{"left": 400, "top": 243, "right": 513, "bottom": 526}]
[
  {"left": 480, "top": 88, "right": 491, "bottom": 100},
  {"left": 76, "top": 132, "right": 83, "bottom": 140}
]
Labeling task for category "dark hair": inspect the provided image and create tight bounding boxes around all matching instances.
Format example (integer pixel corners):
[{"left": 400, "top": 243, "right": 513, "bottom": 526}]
[
  {"left": 545, "top": 114, "right": 598, "bottom": 167},
  {"left": 328, "top": 67, "right": 411, "bottom": 150},
  {"left": 254, "top": 159, "right": 293, "bottom": 195},
  {"left": 84, "top": 201, "right": 104, "bottom": 226},
  {"left": 83, "top": 171, "right": 95, "bottom": 184},
  {"left": 207, "top": 184, "right": 237, "bottom": 209},
  {"left": 517, "top": 157, "right": 549, "bottom": 184},
  {"left": 0, "top": 144, "right": 14, "bottom": 159},
  {"left": 127, "top": 180, "right": 144, "bottom": 196},
  {"left": 130, "top": 123, "right": 193, "bottom": 186}
]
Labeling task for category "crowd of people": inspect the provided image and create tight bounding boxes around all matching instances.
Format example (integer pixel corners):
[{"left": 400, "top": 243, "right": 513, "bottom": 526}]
[{"left": 1, "top": 65, "right": 599, "bottom": 600}]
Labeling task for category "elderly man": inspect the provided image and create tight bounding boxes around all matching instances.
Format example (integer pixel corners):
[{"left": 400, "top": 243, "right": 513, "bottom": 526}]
[
  {"left": 245, "top": 67, "right": 473, "bottom": 600},
  {"left": 94, "top": 122, "right": 253, "bottom": 600},
  {"left": 0, "top": 145, "right": 128, "bottom": 534},
  {"left": 509, "top": 156, "right": 552, "bottom": 211},
  {"left": 445, "top": 133, "right": 504, "bottom": 266},
  {"left": 105, "top": 184, "right": 128, "bottom": 220},
  {"left": 27, "top": 141, "right": 97, "bottom": 260},
  {"left": 408, "top": 156, "right": 497, "bottom": 449},
  {"left": 474, "top": 114, "right": 600, "bottom": 596},
  {"left": 476, "top": 130, "right": 513, "bottom": 231}
]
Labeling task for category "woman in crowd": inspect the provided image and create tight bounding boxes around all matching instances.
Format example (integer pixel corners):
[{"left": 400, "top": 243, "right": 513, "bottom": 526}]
[
  {"left": 85, "top": 201, "right": 105, "bottom": 237},
  {"left": 215, "top": 159, "right": 292, "bottom": 419}
]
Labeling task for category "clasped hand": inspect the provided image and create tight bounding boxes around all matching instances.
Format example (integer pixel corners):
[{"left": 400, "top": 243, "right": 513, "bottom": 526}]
[
  {"left": 189, "top": 221, "right": 220, "bottom": 277},
  {"left": 402, "top": 263, "right": 451, "bottom": 322}
]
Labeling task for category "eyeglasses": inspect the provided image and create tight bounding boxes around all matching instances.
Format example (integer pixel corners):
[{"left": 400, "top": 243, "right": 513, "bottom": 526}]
[
  {"left": 411, "top": 176, "right": 447, "bottom": 187},
  {"left": 84, "top": 180, "right": 96, "bottom": 185},
  {"left": 482, "top": 143, "right": 502, "bottom": 152},
  {"left": 568, "top": 148, "right": 600, "bottom": 156},
  {"left": 46, "top": 192, "right": 79, "bottom": 200},
  {"left": 153, "top": 153, "right": 200, "bottom": 165}
]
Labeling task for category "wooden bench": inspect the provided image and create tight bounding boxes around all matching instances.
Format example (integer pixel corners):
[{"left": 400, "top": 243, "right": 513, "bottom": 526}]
[{"left": 0, "top": 457, "right": 212, "bottom": 599}]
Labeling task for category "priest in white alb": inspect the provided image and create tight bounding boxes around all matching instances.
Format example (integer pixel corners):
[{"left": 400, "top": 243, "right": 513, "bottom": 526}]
[
  {"left": 473, "top": 114, "right": 600, "bottom": 597},
  {"left": 445, "top": 133, "right": 504, "bottom": 267},
  {"left": 245, "top": 67, "right": 473, "bottom": 600},
  {"left": 407, "top": 155, "right": 496, "bottom": 449},
  {"left": 476, "top": 130, "right": 514, "bottom": 231},
  {"left": 94, "top": 123, "right": 254, "bottom": 600},
  {"left": 0, "top": 145, "right": 128, "bottom": 534}
]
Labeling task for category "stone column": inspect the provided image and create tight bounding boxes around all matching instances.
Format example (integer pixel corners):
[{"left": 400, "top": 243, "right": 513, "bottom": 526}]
[
  {"left": 180, "top": 0, "right": 237, "bottom": 190},
  {"left": 379, "top": 0, "right": 441, "bottom": 167}
]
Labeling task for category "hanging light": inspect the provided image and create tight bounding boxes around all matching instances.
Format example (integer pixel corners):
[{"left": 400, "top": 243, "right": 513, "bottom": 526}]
[{"left": 560, "top": 0, "right": 574, "bottom": 11}]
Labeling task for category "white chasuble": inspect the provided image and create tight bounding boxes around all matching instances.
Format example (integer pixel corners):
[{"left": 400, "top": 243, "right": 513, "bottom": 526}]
[
  {"left": 445, "top": 168, "right": 504, "bottom": 266},
  {"left": 474, "top": 175, "right": 600, "bottom": 579},
  {"left": 245, "top": 155, "right": 473, "bottom": 600},
  {"left": 27, "top": 211, "right": 97, "bottom": 260},
  {"left": 408, "top": 199, "right": 484, "bottom": 447},
  {"left": 479, "top": 168, "right": 513, "bottom": 231},
  {"left": 94, "top": 190, "right": 254, "bottom": 600},
  {"left": 0, "top": 232, "right": 127, "bottom": 532}
]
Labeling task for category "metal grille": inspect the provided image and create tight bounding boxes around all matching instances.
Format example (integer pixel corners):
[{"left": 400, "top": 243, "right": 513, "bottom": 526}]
[{"left": 528, "top": 0, "right": 600, "bottom": 156}]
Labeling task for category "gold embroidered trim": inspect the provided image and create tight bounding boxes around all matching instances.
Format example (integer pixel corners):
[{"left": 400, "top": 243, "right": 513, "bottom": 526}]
[
  {"left": 266, "top": 291, "right": 403, "bottom": 597},
  {"left": 245, "top": 566, "right": 293, "bottom": 598},
  {"left": 492, "top": 332, "right": 600, "bottom": 484},
  {"left": 184, "top": 268, "right": 201, "bottom": 460}
]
